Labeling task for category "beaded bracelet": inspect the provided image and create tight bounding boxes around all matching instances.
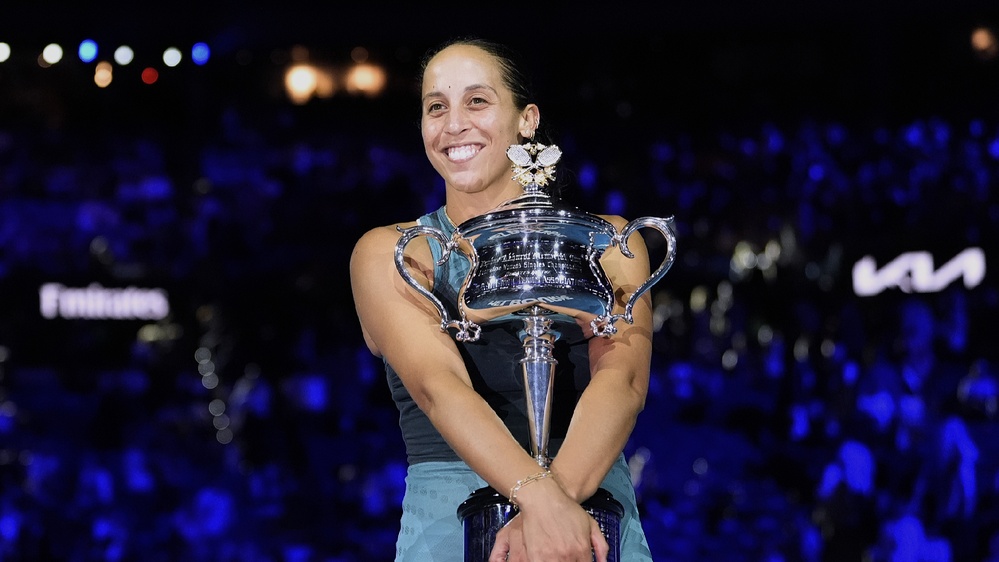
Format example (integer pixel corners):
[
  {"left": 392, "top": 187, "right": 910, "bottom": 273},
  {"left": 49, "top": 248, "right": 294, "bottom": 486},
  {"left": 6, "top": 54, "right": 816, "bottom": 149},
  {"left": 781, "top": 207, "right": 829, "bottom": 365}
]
[{"left": 509, "top": 469, "right": 553, "bottom": 508}]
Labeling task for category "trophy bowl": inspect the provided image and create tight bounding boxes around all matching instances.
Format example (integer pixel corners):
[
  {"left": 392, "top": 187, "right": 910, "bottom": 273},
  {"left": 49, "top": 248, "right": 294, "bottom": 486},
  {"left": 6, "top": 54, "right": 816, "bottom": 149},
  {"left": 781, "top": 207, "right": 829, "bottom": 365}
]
[{"left": 396, "top": 187, "right": 677, "bottom": 342}]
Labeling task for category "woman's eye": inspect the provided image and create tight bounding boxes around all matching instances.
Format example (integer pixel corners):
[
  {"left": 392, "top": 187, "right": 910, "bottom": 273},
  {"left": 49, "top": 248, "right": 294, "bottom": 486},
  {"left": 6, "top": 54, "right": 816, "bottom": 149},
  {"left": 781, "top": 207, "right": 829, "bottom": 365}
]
[{"left": 427, "top": 102, "right": 445, "bottom": 113}]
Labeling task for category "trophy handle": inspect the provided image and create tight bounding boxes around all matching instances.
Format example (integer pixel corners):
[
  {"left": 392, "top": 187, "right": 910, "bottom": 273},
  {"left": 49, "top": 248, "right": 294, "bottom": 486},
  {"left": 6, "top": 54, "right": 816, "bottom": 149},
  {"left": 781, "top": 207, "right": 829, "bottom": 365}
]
[
  {"left": 591, "top": 216, "right": 678, "bottom": 337},
  {"left": 395, "top": 225, "right": 482, "bottom": 342}
]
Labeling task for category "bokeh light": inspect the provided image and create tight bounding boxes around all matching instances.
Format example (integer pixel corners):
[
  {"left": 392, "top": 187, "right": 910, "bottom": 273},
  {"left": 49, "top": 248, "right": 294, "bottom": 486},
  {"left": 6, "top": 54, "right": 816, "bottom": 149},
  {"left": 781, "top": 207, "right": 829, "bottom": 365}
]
[
  {"left": 141, "top": 67, "right": 159, "bottom": 84},
  {"left": 162, "top": 47, "right": 182, "bottom": 67},
  {"left": 94, "top": 61, "right": 112, "bottom": 88},
  {"left": 971, "top": 26, "right": 998, "bottom": 60},
  {"left": 41, "top": 43, "right": 63, "bottom": 65},
  {"left": 78, "top": 39, "right": 98, "bottom": 63},
  {"left": 285, "top": 64, "right": 318, "bottom": 104},
  {"left": 0, "top": 43, "right": 10, "bottom": 63},
  {"left": 345, "top": 62, "right": 386, "bottom": 96},
  {"left": 192, "top": 42, "right": 210, "bottom": 65},
  {"left": 114, "top": 45, "right": 134, "bottom": 65}
]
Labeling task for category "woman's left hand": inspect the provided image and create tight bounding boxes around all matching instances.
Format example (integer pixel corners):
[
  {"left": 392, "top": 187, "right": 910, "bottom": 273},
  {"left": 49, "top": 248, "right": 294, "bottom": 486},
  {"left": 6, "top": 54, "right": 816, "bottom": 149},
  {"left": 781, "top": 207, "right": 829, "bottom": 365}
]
[{"left": 489, "top": 513, "right": 525, "bottom": 562}]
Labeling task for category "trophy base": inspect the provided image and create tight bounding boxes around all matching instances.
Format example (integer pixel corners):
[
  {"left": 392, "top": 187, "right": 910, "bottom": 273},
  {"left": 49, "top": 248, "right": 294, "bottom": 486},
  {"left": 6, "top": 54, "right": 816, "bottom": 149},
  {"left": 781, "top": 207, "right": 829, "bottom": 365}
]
[{"left": 456, "top": 486, "right": 624, "bottom": 562}]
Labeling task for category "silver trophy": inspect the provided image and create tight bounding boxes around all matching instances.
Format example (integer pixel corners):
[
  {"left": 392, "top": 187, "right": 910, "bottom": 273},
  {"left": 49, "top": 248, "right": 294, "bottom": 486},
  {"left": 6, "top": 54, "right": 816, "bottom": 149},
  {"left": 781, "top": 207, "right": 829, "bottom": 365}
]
[{"left": 395, "top": 143, "right": 677, "bottom": 561}]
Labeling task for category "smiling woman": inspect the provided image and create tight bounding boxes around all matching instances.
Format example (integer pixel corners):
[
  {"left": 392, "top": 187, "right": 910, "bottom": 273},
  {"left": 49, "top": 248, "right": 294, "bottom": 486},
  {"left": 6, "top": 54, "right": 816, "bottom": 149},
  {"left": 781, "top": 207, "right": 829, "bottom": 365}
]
[
  {"left": 418, "top": 42, "right": 540, "bottom": 221},
  {"left": 349, "top": 38, "right": 655, "bottom": 562}
]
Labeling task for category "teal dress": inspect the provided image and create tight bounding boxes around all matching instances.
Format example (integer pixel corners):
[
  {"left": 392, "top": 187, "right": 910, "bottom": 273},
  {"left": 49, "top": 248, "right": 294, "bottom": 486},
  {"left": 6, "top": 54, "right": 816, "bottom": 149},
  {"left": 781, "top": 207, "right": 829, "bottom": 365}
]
[{"left": 389, "top": 207, "right": 652, "bottom": 561}]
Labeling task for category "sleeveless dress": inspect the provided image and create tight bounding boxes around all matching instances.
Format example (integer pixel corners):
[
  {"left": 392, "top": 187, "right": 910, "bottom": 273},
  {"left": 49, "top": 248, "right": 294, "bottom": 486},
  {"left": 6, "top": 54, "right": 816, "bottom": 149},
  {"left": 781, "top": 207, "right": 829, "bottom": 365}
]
[{"left": 390, "top": 206, "right": 652, "bottom": 561}]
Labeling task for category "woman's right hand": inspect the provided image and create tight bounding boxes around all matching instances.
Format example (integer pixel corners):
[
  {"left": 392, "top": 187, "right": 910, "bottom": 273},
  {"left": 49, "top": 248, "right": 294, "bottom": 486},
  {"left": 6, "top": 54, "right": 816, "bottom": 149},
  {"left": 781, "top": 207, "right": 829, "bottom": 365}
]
[{"left": 488, "top": 478, "right": 609, "bottom": 562}]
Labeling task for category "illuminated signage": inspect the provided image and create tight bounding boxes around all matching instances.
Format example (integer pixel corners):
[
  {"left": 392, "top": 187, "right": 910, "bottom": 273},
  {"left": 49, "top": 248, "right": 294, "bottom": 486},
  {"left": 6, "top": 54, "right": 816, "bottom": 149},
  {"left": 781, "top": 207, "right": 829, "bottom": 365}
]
[
  {"left": 39, "top": 283, "right": 170, "bottom": 320},
  {"left": 852, "top": 248, "right": 986, "bottom": 296}
]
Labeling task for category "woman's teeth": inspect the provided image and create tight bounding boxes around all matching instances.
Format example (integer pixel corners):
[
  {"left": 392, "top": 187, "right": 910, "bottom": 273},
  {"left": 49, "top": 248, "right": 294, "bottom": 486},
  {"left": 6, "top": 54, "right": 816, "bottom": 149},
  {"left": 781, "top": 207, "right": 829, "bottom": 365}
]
[{"left": 447, "top": 145, "right": 479, "bottom": 162}]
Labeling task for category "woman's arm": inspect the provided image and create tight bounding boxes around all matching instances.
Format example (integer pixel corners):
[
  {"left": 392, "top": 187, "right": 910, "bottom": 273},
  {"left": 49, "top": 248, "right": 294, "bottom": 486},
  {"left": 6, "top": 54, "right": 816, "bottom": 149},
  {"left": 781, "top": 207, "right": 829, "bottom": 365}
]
[
  {"left": 548, "top": 215, "right": 655, "bottom": 502},
  {"left": 350, "top": 224, "right": 604, "bottom": 561},
  {"left": 351, "top": 224, "right": 542, "bottom": 486}
]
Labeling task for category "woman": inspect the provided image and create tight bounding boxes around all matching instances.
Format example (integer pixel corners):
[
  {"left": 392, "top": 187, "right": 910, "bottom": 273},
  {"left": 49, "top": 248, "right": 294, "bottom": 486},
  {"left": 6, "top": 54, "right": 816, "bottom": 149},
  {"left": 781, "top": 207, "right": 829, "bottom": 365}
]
[{"left": 350, "top": 38, "right": 654, "bottom": 562}]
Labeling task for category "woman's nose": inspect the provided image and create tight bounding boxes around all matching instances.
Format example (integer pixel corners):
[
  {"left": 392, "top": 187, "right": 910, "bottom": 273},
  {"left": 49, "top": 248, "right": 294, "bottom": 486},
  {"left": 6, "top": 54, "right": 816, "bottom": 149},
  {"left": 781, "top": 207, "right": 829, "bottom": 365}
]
[{"left": 445, "top": 108, "right": 469, "bottom": 135}]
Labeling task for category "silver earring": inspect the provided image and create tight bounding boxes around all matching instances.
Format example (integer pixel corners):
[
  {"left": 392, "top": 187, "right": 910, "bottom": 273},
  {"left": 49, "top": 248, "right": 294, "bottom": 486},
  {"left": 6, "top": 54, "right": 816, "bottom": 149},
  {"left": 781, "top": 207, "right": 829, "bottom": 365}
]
[{"left": 507, "top": 140, "right": 562, "bottom": 189}]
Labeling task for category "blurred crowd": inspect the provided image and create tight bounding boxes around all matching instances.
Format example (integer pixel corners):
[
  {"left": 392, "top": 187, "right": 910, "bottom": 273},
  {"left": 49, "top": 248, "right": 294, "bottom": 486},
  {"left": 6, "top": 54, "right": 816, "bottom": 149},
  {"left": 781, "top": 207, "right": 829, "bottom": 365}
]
[{"left": 1, "top": 100, "right": 998, "bottom": 561}]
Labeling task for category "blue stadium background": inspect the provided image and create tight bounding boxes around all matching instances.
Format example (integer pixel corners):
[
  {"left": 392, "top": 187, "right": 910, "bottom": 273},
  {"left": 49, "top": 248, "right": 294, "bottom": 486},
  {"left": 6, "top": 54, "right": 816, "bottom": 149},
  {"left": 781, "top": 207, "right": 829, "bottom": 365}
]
[{"left": 1, "top": 2, "right": 998, "bottom": 560}]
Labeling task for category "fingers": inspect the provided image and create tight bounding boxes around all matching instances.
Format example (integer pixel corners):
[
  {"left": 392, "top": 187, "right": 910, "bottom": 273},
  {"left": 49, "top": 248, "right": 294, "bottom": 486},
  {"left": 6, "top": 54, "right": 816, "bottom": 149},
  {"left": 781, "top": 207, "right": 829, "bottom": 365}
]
[
  {"left": 489, "top": 510, "right": 611, "bottom": 562},
  {"left": 590, "top": 518, "right": 610, "bottom": 562},
  {"left": 488, "top": 526, "right": 511, "bottom": 562}
]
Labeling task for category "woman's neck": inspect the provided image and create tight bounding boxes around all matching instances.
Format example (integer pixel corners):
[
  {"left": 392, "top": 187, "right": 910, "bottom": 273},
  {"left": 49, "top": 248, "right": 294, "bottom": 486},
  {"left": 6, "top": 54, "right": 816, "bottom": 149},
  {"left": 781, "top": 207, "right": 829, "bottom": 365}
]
[{"left": 444, "top": 183, "right": 524, "bottom": 224}]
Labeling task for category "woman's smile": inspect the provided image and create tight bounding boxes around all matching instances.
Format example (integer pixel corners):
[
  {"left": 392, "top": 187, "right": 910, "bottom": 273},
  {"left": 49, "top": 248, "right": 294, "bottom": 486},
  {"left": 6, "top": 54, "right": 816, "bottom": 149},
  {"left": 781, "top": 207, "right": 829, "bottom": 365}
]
[{"left": 445, "top": 143, "right": 482, "bottom": 163}]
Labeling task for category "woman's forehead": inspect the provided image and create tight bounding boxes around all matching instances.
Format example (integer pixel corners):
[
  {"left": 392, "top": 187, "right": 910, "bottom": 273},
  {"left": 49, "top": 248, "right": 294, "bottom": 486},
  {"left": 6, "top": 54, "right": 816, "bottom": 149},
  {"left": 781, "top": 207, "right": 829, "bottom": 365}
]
[{"left": 422, "top": 45, "right": 504, "bottom": 92}]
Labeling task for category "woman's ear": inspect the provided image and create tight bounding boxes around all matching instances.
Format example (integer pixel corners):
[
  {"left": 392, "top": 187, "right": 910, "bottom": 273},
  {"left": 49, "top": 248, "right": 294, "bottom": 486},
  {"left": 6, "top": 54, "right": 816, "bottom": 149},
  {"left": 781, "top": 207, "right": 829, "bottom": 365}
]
[{"left": 518, "top": 104, "right": 540, "bottom": 139}]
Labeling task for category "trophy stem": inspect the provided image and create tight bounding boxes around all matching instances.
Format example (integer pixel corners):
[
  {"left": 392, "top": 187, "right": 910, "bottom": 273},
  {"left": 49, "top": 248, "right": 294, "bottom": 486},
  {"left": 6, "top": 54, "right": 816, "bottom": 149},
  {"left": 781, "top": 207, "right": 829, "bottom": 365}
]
[
  {"left": 458, "top": 305, "right": 625, "bottom": 562},
  {"left": 520, "top": 305, "right": 557, "bottom": 467}
]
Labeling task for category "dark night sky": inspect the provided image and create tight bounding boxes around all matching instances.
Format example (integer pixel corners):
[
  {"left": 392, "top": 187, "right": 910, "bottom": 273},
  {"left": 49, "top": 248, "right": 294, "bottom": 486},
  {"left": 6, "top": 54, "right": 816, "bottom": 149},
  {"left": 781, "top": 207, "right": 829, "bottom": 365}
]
[{"left": 2, "top": 1, "right": 999, "bottom": 129}]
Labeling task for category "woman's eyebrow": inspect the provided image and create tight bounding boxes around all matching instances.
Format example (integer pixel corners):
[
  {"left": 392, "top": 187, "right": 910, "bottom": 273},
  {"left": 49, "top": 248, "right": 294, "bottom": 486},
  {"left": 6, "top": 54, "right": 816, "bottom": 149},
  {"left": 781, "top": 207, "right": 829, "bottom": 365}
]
[{"left": 422, "top": 83, "right": 499, "bottom": 102}]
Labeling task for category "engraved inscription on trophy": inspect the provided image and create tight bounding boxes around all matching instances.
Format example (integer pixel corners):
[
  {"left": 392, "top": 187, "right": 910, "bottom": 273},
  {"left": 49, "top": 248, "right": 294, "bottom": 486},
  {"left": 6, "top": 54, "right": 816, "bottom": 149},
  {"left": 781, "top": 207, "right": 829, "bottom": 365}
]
[{"left": 467, "top": 235, "right": 611, "bottom": 313}]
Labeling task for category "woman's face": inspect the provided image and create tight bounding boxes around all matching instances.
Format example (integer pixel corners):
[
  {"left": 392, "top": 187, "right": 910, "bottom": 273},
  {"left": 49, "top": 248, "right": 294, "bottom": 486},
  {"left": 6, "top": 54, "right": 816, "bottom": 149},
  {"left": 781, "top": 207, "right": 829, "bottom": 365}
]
[{"left": 420, "top": 44, "right": 537, "bottom": 197}]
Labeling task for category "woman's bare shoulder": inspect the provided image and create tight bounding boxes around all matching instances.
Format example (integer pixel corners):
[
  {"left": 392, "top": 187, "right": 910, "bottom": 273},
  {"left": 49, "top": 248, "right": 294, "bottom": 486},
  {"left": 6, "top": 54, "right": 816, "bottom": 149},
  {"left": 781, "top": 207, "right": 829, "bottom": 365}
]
[
  {"left": 596, "top": 213, "right": 629, "bottom": 229},
  {"left": 352, "top": 220, "right": 420, "bottom": 254}
]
